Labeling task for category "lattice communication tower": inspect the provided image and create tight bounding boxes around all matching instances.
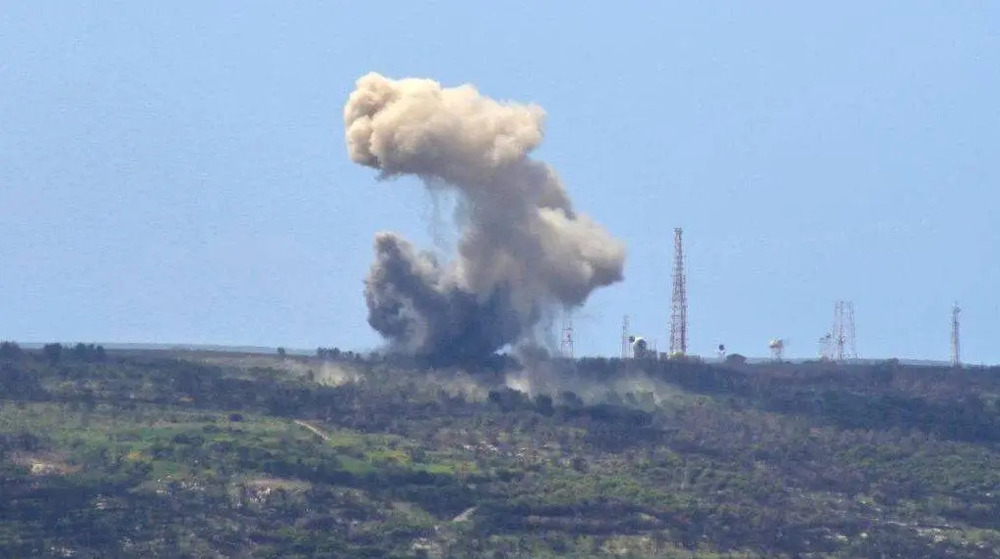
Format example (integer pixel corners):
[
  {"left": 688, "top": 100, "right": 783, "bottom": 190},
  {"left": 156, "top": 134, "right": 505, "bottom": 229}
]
[
  {"left": 669, "top": 228, "right": 688, "bottom": 356},
  {"left": 832, "top": 301, "right": 858, "bottom": 361},
  {"left": 560, "top": 311, "right": 574, "bottom": 359}
]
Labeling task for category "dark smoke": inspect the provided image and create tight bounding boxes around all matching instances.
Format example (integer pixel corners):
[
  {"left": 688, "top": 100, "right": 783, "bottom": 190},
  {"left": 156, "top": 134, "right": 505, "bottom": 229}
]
[{"left": 345, "top": 72, "right": 625, "bottom": 362}]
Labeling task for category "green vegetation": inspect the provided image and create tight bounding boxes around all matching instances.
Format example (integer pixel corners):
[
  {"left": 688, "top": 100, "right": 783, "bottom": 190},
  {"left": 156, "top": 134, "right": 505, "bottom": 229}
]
[{"left": 2, "top": 342, "right": 1000, "bottom": 557}]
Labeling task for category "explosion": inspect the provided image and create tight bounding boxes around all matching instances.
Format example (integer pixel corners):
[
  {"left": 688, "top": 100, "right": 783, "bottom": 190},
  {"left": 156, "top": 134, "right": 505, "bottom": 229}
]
[{"left": 344, "top": 72, "right": 625, "bottom": 362}]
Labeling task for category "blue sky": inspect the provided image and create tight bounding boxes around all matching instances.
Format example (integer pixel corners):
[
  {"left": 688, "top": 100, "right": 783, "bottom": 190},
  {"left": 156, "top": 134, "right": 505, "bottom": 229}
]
[{"left": 2, "top": 3, "right": 997, "bottom": 362}]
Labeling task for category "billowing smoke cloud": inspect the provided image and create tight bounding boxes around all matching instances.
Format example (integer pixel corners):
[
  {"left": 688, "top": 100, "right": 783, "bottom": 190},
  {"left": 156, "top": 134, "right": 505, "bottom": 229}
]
[{"left": 345, "top": 72, "right": 625, "bottom": 362}]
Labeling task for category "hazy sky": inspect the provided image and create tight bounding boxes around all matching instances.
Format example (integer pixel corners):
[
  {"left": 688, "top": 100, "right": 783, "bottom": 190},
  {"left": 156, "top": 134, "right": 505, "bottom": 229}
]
[{"left": 2, "top": 3, "right": 997, "bottom": 362}]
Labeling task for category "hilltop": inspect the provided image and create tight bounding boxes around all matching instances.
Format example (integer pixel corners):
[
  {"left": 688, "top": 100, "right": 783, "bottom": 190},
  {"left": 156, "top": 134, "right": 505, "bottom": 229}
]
[{"left": 2, "top": 342, "right": 1000, "bottom": 558}]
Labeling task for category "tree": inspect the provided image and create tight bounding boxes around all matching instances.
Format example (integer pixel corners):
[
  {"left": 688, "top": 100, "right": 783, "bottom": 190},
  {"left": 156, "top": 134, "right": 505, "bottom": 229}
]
[
  {"left": 42, "top": 343, "right": 62, "bottom": 364},
  {"left": 0, "top": 341, "right": 22, "bottom": 360}
]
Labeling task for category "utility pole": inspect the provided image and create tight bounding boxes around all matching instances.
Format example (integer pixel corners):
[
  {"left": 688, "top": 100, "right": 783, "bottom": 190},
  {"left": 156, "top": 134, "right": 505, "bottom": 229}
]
[{"left": 951, "top": 302, "right": 961, "bottom": 368}]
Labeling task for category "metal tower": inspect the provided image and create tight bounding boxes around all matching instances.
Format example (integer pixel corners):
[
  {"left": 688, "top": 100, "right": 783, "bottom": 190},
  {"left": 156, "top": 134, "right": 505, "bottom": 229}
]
[
  {"left": 620, "top": 315, "right": 631, "bottom": 359},
  {"left": 818, "top": 333, "right": 833, "bottom": 360},
  {"left": 951, "top": 302, "right": 961, "bottom": 368},
  {"left": 560, "top": 311, "right": 574, "bottom": 359},
  {"left": 669, "top": 228, "right": 688, "bottom": 356},
  {"left": 832, "top": 301, "right": 858, "bottom": 361}
]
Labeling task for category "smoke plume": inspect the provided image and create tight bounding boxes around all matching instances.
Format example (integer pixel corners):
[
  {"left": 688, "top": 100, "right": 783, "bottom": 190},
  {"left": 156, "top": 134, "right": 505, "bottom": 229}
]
[{"left": 344, "top": 72, "right": 625, "bottom": 362}]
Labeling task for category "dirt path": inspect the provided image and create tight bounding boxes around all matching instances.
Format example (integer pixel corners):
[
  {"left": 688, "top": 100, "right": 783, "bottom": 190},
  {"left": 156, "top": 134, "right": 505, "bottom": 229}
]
[
  {"left": 295, "top": 420, "right": 331, "bottom": 442},
  {"left": 452, "top": 507, "right": 477, "bottom": 523}
]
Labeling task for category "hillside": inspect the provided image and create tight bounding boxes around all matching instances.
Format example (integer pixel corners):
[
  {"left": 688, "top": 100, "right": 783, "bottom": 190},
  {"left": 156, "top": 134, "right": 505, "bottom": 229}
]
[{"left": 2, "top": 342, "right": 1000, "bottom": 558}]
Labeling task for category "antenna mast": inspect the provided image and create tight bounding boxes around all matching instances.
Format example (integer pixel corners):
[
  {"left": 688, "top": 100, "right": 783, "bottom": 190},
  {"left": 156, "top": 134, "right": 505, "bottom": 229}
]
[
  {"left": 669, "top": 228, "right": 688, "bottom": 356},
  {"left": 951, "top": 302, "right": 961, "bottom": 367},
  {"left": 560, "top": 311, "right": 574, "bottom": 359},
  {"left": 621, "top": 315, "right": 631, "bottom": 359}
]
